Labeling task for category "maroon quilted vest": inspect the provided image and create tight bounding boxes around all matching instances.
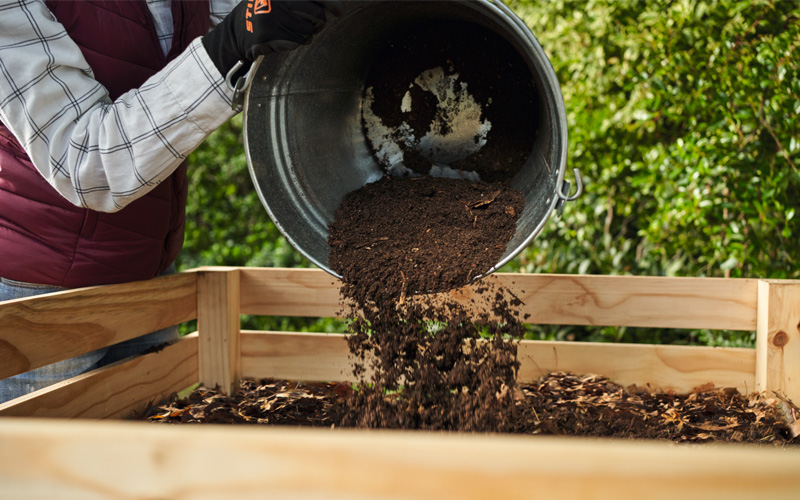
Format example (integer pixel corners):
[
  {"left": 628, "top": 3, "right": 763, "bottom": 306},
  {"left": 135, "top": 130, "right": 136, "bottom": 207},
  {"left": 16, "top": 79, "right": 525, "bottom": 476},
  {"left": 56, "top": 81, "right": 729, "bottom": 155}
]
[{"left": 0, "top": 0, "right": 210, "bottom": 288}]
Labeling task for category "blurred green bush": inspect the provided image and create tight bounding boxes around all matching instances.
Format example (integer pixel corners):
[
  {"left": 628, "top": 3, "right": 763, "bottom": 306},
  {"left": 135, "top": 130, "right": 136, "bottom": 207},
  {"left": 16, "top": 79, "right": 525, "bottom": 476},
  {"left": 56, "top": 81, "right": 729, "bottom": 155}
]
[
  {"left": 505, "top": 0, "right": 799, "bottom": 345},
  {"left": 179, "top": 0, "right": 799, "bottom": 346}
]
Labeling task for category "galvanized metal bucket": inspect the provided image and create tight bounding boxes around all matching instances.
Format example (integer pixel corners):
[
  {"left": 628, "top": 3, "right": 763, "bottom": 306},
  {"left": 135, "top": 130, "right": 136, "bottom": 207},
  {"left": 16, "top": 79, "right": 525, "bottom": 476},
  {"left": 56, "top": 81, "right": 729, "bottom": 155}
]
[{"left": 242, "top": 0, "right": 581, "bottom": 279}]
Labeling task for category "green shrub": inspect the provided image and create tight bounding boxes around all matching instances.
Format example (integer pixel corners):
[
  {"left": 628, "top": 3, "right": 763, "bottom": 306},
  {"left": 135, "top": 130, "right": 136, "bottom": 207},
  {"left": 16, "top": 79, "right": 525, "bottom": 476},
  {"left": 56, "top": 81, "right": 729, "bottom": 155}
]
[
  {"left": 508, "top": 0, "right": 799, "bottom": 346},
  {"left": 510, "top": 0, "right": 798, "bottom": 280}
]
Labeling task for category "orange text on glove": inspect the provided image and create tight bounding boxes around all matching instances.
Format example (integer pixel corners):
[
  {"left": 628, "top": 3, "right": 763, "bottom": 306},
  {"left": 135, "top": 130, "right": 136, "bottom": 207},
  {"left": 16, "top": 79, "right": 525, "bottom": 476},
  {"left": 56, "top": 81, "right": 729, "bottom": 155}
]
[{"left": 246, "top": 0, "right": 272, "bottom": 32}]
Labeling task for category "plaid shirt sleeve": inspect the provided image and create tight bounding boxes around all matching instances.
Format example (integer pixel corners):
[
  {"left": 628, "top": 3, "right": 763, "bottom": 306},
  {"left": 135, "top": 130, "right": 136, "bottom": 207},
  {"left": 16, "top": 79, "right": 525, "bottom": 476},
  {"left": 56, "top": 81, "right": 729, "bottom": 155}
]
[
  {"left": 209, "top": 0, "right": 237, "bottom": 28},
  {"left": 0, "top": 0, "right": 238, "bottom": 213}
]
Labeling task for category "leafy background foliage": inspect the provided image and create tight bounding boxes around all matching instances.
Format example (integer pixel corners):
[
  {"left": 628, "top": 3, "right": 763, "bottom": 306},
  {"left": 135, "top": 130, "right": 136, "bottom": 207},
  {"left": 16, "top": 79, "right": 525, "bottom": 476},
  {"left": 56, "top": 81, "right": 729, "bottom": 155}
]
[{"left": 179, "top": 0, "right": 799, "bottom": 346}]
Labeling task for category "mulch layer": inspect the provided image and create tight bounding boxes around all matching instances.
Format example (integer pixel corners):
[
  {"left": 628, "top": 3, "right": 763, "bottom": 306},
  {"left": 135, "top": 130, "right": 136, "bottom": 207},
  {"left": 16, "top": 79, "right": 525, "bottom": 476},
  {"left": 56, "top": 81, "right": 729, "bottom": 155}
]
[{"left": 137, "top": 373, "right": 799, "bottom": 447}]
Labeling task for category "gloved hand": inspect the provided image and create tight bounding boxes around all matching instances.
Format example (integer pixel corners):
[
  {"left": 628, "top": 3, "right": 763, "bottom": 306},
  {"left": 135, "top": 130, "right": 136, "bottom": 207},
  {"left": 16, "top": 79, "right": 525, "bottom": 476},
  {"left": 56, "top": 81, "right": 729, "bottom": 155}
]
[{"left": 202, "top": 0, "right": 339, "bottom": 78}]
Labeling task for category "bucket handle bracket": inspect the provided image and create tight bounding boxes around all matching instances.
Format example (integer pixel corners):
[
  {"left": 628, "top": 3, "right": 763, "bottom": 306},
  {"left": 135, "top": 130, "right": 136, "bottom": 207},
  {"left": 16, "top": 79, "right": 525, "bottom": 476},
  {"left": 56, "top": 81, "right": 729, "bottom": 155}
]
[
  {"left": 226, "top": 60, "right": 257, "bottom": 111},
  {"left": 555, "top": 168, "right": 583, "bottom": 215}
]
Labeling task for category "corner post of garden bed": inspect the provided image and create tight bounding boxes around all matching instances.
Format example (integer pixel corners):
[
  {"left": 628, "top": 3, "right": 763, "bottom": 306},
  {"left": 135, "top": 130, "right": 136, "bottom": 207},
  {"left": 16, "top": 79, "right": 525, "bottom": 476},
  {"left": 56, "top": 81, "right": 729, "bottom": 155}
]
[
  {"left": 756, "top": 279, "right": 800, "bottom": 406},
  {"left": 196, "top": 267, "right": 241, "bottom": 396}
]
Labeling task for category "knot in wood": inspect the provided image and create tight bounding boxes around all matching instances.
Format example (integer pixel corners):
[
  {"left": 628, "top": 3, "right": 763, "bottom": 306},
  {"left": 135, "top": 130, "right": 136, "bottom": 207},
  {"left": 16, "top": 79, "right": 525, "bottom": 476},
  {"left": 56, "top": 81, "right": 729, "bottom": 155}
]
[{"left": 772, "top": 331, "right": 789, "bottom": 348}]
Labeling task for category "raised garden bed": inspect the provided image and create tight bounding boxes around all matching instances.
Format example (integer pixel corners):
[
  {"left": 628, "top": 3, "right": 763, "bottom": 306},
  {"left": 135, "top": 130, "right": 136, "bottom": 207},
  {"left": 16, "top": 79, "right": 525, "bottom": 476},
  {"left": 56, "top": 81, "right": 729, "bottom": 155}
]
[{"left": 2, "top": 267, "right": 800, "bottom": 498}]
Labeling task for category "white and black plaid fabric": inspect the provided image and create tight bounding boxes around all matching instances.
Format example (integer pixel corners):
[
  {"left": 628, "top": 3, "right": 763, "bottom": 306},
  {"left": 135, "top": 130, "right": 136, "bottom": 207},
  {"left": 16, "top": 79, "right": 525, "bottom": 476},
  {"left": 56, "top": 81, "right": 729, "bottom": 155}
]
[
  {"left": 0, "top": 0, "right": 238, "bottom": 213},
  {"left": 146, "top": 0, "right": 175, "bottom": 56}
]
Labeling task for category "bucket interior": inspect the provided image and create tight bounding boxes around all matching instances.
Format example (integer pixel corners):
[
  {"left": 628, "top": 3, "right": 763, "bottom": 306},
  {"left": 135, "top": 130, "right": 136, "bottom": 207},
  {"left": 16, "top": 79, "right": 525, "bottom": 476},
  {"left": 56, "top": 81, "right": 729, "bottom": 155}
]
[{"left": 244, "top": 0, "right": 567, "bottom": 276}]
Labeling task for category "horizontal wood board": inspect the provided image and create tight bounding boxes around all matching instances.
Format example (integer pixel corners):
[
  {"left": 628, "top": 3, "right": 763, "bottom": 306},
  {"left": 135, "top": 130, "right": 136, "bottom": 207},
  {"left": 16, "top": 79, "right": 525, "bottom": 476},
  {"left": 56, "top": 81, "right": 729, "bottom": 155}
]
[
  {"left": 0, "top": 334, "right": 198, "bottom": 419},
  {"left": 238, "top": 268, "right": 759, "bottom": 331},
  {"left": 241, "top": 331, "right": 756, "bottom": 394},
  {"left": 0, "top": 273, "right": 197, "bottom": 380},
  {"left": 0, "top": 419, "right": 797, "bottom": 500}
]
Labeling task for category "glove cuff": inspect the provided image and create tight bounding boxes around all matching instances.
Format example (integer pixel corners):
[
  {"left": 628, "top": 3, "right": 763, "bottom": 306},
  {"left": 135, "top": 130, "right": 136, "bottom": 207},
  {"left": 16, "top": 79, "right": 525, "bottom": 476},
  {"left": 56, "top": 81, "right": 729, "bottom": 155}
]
[{"left": 202, "top": 17, "right": 241, "bottom": 77}]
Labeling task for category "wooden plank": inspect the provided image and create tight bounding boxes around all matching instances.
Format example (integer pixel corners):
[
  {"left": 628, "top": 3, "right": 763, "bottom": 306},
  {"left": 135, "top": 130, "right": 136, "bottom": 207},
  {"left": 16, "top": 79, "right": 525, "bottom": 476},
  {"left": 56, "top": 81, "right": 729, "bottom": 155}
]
[
  {"left": 0, "top": 273, "right": 197, "bottom": 380},
  {"left": 238, "top": 268, "right": 758, "bottom": 331},
  {"left": 239, "top": 267, "right": 342, "bottom": 317},
  {"left": 240, "top": 331, "right": 755, "bottom": 393},
  {"left": 0, "top": 334, "right": 198, "bottom": 419},
  {"left": 0, "top": 419, "right": 798, "bottom": 500},
  {"left": 241, "top": 331, "right": 355, "bottom": 382},
  {"left": 197, "top": 269, "right": 241, "bottom": 395},
  {"left": 453, "top": 273, "right": 759, "bottom": 331},
  {"left": 756, "top": 280, "right": 800, "bottom": 404},
  {"left": 517, "top": 341, "right": 756, "bottom": 394}
]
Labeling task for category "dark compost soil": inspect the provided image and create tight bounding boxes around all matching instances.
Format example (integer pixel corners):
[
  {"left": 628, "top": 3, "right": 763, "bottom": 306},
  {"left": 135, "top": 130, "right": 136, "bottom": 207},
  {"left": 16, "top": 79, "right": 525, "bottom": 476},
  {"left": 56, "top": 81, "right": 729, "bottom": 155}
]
[
  {"left": 328, "top": 176, "right": 525, "bottom": 306},
  {"left": 328, "top": 176, "right": 526, "bottom": 432}
]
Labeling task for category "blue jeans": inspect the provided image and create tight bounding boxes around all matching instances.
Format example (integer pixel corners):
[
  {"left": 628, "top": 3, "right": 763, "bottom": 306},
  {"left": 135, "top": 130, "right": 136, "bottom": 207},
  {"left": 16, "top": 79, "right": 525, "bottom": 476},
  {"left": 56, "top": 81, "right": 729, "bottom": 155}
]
[{"left": 0, "top": 273, "right": 179, "bottom": 404}]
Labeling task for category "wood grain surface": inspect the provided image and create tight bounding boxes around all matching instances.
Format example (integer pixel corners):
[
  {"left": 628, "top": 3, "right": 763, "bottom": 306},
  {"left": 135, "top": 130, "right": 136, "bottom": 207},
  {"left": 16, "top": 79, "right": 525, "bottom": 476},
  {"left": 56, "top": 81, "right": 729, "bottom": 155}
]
[
  {"left": 0, "top": 334, "right": 198, "bottom": 419},
  {"left": 0, "top": 419, "right": 797, "bottom": 500},
  {"left": 240, "top": 331, "right": 756, "bottom": 394},
  {"left": 0, "top": 273, "right": 197, "bottom": 380},
  {"left": 238, "top": 268, "right": 759, "bottom": 331},
  {"left": 757, "top": 280, "right": 800, "bottom": 404}
]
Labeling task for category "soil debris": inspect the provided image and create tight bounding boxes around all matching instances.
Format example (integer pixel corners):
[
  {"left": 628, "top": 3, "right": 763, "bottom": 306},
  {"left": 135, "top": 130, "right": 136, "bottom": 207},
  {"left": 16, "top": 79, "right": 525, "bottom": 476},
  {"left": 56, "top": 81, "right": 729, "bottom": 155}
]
[
  {"left": 138, "top": 374, "right": 798, "bottom": 446},
  {"left": 140, "top": 379, "right": 349, "bottom": 426},
  {"left": 515, "top": 373, "right": 796, "bottom": 444}
]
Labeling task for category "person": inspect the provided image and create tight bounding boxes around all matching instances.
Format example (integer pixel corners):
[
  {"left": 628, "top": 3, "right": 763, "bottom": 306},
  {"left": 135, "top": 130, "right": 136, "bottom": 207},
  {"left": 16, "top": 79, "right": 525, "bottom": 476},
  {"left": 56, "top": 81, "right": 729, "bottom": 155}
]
[{"left": 0, "top": 0, "right": 338, "bottom": 403}]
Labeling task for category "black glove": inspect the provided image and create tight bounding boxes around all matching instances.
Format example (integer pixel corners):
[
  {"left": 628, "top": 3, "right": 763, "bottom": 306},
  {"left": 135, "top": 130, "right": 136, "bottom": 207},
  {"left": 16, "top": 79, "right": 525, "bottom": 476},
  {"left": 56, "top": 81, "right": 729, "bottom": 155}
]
[{"left": 203, "top": 0, "right": 337, "bottom": 78}]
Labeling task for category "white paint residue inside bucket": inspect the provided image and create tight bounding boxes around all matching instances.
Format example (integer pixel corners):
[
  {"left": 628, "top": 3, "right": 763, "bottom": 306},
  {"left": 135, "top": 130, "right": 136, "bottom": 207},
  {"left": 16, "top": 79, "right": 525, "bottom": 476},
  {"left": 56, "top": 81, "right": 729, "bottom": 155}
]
[
  {"left": 400, "top": 91, "right": 413, "bottom": 113},
  {"left": 363, "top": 66, "right": 491, "bottom": 179},
  {"left": 363, "top": 86, "right": 406, "bottom": 172}
]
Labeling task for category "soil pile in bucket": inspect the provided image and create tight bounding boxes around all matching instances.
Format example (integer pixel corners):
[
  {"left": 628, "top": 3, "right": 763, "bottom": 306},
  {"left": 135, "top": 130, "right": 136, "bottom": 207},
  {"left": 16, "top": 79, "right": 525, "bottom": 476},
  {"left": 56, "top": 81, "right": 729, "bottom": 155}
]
[
  {"left": 328, "top": 176, "right": 526, "bottom": 431},
  {"left": 328, "top": 176, "right": 524, "bottom": 306}
]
